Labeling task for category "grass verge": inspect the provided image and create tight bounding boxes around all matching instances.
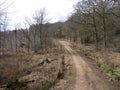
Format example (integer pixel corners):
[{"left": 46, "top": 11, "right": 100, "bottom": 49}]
[{"left": 71, "top": 44, "right": 120, "bottom": 81}]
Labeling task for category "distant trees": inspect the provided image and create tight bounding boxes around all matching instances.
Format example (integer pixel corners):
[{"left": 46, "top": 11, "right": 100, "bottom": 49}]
[
  {"left": 0, "top": 7, "right": 53, "bottom": 55},
  {"left": 67, "top": 0, "right": 120, "bottom": 51},
  {"left": 0, "top": 0, "right": 8, "bottom": 56},
  {"left": 1, "top": 0, "right": 120, "bottom": 55}
]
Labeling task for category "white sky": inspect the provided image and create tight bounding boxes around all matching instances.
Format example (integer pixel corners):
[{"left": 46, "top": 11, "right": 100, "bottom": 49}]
[{"left": 5, "top": 0, "right": 79, "bottom": 29}]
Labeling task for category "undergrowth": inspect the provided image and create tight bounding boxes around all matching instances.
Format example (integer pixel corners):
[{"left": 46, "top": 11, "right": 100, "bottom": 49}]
[
  {"left": 39, "top": 79, "right": 59, "bottom": 90},
  {"left": 71, "top": 44, "right": 120, "bottom": 81}
]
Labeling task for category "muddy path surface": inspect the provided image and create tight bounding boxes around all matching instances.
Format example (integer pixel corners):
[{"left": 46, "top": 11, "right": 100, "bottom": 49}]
[{"left": 59, "top": 40, "right": 111, "bottom": 90}]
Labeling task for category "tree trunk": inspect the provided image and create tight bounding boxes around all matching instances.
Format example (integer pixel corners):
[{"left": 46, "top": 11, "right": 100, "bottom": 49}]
[
  {"left": 93, "top": 7, "right": 99, "bottom": 50},
  {"left": 102, "top": 7, "right": 108, "bottom": 49}
]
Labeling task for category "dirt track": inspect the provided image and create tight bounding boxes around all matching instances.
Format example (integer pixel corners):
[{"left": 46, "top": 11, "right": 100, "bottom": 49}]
[{"left": 59, "top": 41, "right": 110, "bottom": 90}]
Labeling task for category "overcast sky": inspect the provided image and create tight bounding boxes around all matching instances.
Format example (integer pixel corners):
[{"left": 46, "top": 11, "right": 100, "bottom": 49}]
[{"left": 6, "top": 0, "right": 79, "bottom": 29}]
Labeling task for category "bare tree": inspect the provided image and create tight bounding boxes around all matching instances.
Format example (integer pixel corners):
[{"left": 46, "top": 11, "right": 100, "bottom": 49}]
[
  {"left": 33, "top": 8, "right": 49, "bottom": 52},
  {"left": 2, "top": 14, "right": 8, "bottom": 55},
  {"left": 0, "top": 0, "right": 14, "bottom": 55}
]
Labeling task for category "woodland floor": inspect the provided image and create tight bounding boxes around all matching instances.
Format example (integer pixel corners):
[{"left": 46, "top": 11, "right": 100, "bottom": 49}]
[{"left": 0, "top": 40, "right": 120, "bottom": 90}]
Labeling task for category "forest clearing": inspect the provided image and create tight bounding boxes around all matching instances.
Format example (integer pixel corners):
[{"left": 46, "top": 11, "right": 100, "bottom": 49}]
[{"left": 0, "top": 0, "right": 120, "bottom": 90}]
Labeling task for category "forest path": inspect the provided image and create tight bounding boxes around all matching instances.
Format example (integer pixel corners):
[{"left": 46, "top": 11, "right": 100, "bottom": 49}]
[{"left": 59, "top": 40, "right": 110, "bottom": 90}]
